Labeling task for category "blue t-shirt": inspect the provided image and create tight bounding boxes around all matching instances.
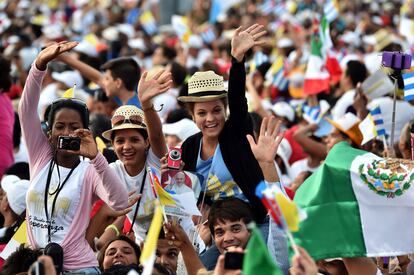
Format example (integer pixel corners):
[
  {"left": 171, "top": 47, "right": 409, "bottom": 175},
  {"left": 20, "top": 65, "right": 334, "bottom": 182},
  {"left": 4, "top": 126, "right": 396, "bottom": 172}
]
[
  {"left": 114, "top": 94, "right": 141, "bottom": 108},
  {"left": 196, "top": 142, "right": 247, "bottom": 201}
]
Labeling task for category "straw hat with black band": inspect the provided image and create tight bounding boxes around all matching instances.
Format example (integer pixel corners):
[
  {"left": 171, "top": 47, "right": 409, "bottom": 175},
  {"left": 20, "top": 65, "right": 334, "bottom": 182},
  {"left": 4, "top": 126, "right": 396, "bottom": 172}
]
[{"left": 177, "top": 70, "right": 227, "bottom": 103}]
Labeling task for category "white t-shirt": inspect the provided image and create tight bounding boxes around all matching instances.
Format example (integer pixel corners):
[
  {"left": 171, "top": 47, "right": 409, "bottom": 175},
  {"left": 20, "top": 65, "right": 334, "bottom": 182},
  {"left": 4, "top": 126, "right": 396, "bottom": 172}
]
[
  {"left": 109, "top": 149, "right": 160, "bottom": 242},
  {"left": 290, "top": 158, "right": 319, "bottom": 180},
  {"left": 331, "top": 89, "right": 356, "bottom": 121},
  {"left": 26, "top": 160, "right": 89, "bottom": 248}
]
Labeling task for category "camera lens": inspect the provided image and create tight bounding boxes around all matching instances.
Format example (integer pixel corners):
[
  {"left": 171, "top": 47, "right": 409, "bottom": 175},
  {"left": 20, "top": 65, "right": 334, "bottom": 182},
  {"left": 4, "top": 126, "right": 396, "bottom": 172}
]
[
  {"left": 69, "top": 140, "right": 80, "bottom": 150},
  {"left": 169, "top": 150, "right": 181, "bottom": 160}
]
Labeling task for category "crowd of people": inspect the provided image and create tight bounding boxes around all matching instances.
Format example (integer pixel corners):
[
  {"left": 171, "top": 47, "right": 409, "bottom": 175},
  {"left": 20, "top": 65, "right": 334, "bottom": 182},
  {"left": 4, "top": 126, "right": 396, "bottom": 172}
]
[{"left": 1, "top": 0, "right": 414, "bottom": 274}]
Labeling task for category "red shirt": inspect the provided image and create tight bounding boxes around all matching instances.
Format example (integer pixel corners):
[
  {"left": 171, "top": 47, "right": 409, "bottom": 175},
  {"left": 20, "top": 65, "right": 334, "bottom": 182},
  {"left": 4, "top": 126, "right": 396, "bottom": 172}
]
[{"left": 284, "top": 125, "right": 307, "bottom": 164}]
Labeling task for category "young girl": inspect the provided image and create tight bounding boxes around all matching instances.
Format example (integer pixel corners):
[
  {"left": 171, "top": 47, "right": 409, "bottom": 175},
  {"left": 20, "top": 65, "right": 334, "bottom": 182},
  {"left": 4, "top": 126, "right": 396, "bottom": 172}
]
[{"left": 18, "top": 42, "right": 128, "bottom": 274}]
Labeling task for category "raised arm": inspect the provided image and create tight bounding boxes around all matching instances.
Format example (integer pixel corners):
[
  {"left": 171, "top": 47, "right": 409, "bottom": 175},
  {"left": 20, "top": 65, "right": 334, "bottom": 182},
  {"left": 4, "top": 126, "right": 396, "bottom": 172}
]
[
  {"left": 138, "top": 70, "right": 172, "bottom": 158},
  {"left": 18, "top": 42, "right": 78, "bottom": 173},
  {"left": 57, "top": 53, "right": 103, "bottom": 87},
  {"left": 228, "top": 24, "right": 267, "bottom": 126}
]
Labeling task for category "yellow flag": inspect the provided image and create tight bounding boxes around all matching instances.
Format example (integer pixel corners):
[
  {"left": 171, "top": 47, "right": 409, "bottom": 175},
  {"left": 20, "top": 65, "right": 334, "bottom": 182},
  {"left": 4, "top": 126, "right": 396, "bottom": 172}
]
[
  {"left": 84, "top": 34, "right": 99, "bottom": 46},
  {"left": 95, "top": 137, "right": 107, "bottom": 153},
  {"left": 62, "top": 84, "right": 76, "bottom": 98},
  {"left": 0, "top": 221, "right": 27, "bottom": 260},
  {"left": 275, "top": 193, "right": 300, "bottom": 232},
  {"left": 152, "top": 171, "right": 176, "bottom": 206},
  {"left": 139, "top": 203, "right": 163, "bottom": 265}
]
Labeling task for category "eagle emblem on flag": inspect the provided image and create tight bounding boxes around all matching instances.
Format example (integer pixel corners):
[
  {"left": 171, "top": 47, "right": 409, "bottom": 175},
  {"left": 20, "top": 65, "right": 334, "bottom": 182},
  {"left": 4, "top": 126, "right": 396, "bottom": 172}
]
[{"left": 358, "top": 159, "right": 414, "bottom": 198}]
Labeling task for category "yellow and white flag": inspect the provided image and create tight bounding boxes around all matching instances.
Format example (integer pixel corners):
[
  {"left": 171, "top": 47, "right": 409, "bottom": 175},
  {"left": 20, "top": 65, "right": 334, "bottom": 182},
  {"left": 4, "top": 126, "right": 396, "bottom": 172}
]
[
  {"left": 140, "top": 203, "right": 164, "bottom": 275},
  {"left": 0, "top": 221, "right": 27, "bottom": 260},
  {"left": 62, "top": 84, "right": 76, "bottom": 99}
]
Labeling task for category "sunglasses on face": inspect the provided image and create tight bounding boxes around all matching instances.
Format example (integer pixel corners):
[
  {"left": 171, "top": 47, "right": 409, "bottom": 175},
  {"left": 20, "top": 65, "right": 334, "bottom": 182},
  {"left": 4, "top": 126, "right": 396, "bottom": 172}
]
[{"left": 111, "top": 114, "right": 146, "bottom": 127}]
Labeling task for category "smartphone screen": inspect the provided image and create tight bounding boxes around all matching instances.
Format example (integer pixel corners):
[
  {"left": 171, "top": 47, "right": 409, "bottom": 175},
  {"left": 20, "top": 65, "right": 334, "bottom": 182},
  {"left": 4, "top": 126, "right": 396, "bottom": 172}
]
[{"left": 224, "top": 252, "right": 244, "bottom": 270}]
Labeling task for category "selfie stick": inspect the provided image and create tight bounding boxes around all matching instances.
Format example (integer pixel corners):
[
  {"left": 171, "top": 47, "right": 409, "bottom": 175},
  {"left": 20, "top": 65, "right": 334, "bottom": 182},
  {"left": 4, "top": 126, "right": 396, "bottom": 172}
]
[
  {"left": 389, "top": 76, "right": 398, "bottom": 158},
  {"left": 410, "top": 123, "right": 414, "bottom": 160}
]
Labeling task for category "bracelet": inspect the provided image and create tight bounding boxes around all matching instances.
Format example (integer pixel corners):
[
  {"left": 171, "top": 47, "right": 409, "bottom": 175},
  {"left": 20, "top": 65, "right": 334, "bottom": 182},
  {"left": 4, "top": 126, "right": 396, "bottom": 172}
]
[
  {"left": 105, "top": 224, "right": 120, "bottom": 236},
  {"left": 142, "top": 104, "right": 154, "bottom": 112}
]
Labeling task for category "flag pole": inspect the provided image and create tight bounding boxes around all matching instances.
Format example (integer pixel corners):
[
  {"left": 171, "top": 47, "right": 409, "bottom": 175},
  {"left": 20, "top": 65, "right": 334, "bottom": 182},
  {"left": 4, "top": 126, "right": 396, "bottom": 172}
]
[
  {"left": 382, "top": 135, "right": 389, "bottom": 157},
  {"left": 262, "top": 190, "right": 300, "bottom": 255}
]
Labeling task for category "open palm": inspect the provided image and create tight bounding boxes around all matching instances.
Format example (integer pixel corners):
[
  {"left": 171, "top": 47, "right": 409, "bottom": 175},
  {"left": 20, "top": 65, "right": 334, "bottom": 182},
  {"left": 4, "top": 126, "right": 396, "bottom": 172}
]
[
  {"left": 247, "top": 116, "right": 284, "bottom": 163},
  {"left": 138, "top": 69, "right": 172, "bottom": 108},
  {"left": 36, "top": 41, "right": 78, "bottom": 70},
  {"left": 231, "top": 24, "right": 267, "bottom": 61}
]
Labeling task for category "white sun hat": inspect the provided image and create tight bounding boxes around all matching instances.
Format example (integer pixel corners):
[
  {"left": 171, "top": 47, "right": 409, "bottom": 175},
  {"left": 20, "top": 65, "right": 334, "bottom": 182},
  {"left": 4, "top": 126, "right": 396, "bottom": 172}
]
[
  {"left": 1, "top": 175, "right": 30, "bottom": 215},
  {"left": 163, "top": 118, "right": 200, "bottom": 142}
]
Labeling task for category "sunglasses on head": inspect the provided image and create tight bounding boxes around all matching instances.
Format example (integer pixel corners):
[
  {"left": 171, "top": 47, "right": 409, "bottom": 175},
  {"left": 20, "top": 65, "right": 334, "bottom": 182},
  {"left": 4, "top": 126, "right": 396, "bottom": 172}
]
[{"left": 111, "top": 114, "right": 146, "bottom": 127}]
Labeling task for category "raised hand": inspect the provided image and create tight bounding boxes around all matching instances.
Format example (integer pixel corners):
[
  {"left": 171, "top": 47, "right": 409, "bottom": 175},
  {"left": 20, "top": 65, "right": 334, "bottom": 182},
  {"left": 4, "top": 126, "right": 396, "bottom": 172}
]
[
  {"left": 231, "top": 24, "right": 267, "bottom": 62},
  {"left": 138, "top": 69, "right": 173, "bottom": 110},
  {"left": 247, "top": 116, "right": 284, "bottom": 163},
  {"left": 290, "top": 246, "right": 318, "bottom": 275},
  {"left": 35, "top": 41, "right": 79, "bottom": 71},
  {"left": 70, "top": 128, "right": 98, "bottom": 159},
  {"left": 103, "top": 191, "right": 141, "bottom": 218}
]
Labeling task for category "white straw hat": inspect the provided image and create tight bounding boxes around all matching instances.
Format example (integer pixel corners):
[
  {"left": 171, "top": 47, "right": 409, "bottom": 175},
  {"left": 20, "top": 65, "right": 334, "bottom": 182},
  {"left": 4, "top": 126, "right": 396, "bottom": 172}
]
[
  {"left": 177, "top": 71, "right": 227, "bottom": 103},
  {"left": 102, "top": 105, "right": 147, "bottom": 140}
]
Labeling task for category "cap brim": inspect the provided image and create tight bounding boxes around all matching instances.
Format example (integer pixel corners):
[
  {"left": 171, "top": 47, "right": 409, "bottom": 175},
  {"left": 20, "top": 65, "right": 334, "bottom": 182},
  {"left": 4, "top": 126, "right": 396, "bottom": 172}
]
[
  {"left": 325, "top": 117, "right": 362, "bottom": 145},
  {"left": 177, "top": 93, "right": 227, "bottom": 103},
  {"left": 102, "top": 123, "right": 147, "bottom": 140}
]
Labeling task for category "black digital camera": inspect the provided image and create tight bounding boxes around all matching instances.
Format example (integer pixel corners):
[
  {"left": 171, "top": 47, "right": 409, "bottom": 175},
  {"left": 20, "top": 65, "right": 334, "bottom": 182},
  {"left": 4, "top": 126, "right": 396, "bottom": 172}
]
[
  {"left": 58, "top": 136, "right": 81, "bottom": 151},
  {"left": 44, "top": 242, "right": 64, "bottom": 274}
]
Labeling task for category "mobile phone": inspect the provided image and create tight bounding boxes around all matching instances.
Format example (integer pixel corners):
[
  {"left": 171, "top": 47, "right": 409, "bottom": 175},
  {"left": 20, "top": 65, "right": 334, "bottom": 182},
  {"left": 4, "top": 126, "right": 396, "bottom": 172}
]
[
  {"left": 167, "top": 147, "right": 182, "bottom": 169},
  {"left": 58, "top": 136, "right": 81, "bottom": 151},
  {"left": 382, "top": 52, "right": 411, "bottom": 70},
  {"left": 29, "top": 261, "right": 45, "bottom": 275},
  {"left": 224, "top": 251, "right": 244, "bottom": 270}
]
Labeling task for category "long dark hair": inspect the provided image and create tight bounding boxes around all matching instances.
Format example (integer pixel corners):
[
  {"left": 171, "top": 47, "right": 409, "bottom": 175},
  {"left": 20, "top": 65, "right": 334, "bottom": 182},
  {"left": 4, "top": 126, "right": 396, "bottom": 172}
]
[{"left": 0, "top": 55, "right": 12, "bottom": 92}]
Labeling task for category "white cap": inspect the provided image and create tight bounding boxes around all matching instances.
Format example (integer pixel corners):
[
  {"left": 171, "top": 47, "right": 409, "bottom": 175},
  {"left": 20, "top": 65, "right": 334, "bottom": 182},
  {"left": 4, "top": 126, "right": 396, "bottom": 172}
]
[
  {"left": 188, "top": 35, "right": 203, "bottom": 49},
  {"left": 102, "top": 27, "right": 119, "bottom": 41},
  {"left": 118, "top": 23, "right": 135, "bottom": 39},
  {"left": 42, "top": 24, "right": 64, "bottom": 40},
  {"left": 271, "top": 102, "right": 295, "bottom": 122},
  {"left": 74, "top": 41, "right": 98, "bottom": 57},
  {"left": 362, "top": 35, "right": 376, "bottom": 46},
  {"left": 128, "top": 38, "right": 146, "bottom": 52},
  {"left": 163, "top": 118, "right": 200, "bottom": 142},
  {"left": 52, "top": 70, "right": 84, "bottom": 89},
  {"left": 1, "top": 176, "right": 30, "bottom": 215},
  {"left": 277, "top": 37, "right": 294, "bottom": 48},
  {"left": 340, "top": 54, "right": 360, "bottom": 70},
  {"left": 340, "top": 32, "right": 361, "bottom": 47},
  {"left": 19, "top": 47, "right": 39, "bottom": 71}
]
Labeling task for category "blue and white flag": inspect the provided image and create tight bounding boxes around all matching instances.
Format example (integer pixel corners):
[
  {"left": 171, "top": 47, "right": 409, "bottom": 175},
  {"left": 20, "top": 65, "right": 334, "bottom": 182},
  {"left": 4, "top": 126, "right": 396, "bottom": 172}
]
[
  {"left": 403, "top": 71, "right": 414, "bottom": 101},
  {"left": 370, "top": 106, "right": 386, "bottom": 136},
  {"left": 302, "top": 100, "right": 330, "bottom": 124},
  {"left": 358, "top": 106, "right": 387, "bottom": 145},
  {"left": 200, "top": 25, "right": 216, "bottom": 44},
  {"left": 324, "top": 0, "right": 339, "bottom": 23}
]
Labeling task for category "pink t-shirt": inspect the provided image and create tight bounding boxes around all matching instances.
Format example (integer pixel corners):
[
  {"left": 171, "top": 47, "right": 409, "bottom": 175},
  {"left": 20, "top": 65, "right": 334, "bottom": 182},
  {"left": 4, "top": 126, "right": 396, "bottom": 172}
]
[{"left": 0, "top": 93, "right": 14, "bottom": 177}]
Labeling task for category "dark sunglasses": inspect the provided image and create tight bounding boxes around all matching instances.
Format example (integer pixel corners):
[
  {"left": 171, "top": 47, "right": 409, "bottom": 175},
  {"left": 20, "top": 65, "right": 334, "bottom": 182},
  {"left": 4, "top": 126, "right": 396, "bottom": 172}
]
[{"left": 111, "top": 114, "right": 146, "bottom": 127}]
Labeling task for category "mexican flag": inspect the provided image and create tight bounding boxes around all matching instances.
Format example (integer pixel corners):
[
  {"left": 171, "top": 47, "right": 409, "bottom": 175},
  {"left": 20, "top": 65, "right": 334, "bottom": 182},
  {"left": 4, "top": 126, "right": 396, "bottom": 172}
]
[
  {"left": 294, "top": 142, "right": 414, "bottom": 260},
  {"left": 304, "top": 17, "right": 341, "bottom": 95}
]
